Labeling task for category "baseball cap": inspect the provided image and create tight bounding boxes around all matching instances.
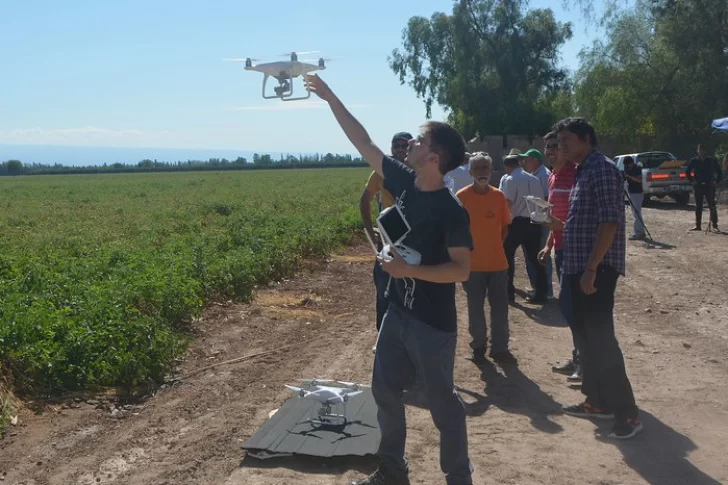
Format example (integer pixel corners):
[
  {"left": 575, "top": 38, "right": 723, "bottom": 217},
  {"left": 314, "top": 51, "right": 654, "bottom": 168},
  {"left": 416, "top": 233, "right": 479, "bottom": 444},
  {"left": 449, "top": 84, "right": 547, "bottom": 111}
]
[
  {"left": 391, "top": 132, "right": 413, "bottom": 144},
  {"left": 517, "top": 149, "right": 544, "bottom": 162}
]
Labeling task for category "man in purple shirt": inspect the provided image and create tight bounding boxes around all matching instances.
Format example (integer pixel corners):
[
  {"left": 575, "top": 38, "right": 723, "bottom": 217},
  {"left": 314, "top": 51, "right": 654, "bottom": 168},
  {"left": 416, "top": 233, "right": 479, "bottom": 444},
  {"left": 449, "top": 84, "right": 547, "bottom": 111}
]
[{"left": 548, "top": 117, "right": 642, "bottom": 440}]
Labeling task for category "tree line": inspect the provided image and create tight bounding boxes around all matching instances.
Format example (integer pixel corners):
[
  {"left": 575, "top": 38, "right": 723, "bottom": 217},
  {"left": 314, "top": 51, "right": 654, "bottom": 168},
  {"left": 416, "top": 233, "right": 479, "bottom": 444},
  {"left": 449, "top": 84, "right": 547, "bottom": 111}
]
[
  {"left": 0, "top": 153, "right": 366, "bottom": 176},
  {"left": 390, "top": 0, "right": 728, "bottom": 156}
]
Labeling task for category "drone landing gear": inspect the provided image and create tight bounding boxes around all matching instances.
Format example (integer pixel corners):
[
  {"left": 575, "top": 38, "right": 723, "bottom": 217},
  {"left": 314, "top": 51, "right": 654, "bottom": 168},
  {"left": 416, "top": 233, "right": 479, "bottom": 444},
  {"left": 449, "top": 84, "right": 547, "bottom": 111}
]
[
  {"left": 261, "top": 74, "right": 311, "bottom": 101},
  {"left": 309, "top": 402, "right": 348, "bottom": 427}
]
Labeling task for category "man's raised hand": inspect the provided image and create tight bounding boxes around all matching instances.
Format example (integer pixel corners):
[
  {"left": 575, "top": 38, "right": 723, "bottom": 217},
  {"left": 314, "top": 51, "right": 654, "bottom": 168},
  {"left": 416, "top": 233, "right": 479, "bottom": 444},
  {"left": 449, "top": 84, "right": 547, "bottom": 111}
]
[{"left": 305, "top": 74, "right": 334, "bottom": 102}]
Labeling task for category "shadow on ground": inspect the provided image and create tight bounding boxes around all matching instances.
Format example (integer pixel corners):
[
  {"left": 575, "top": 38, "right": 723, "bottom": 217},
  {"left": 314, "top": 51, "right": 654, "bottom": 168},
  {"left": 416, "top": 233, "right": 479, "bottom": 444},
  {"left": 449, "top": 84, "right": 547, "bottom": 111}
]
[{"left": 596, "top": 410, "right": 723, "bottom": 485}]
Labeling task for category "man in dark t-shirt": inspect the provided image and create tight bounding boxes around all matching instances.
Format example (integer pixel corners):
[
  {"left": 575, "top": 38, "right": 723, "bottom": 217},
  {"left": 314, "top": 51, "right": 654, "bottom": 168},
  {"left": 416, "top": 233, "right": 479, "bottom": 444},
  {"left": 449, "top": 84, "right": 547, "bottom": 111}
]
[
  {"left": 381, "top": 157, "right": 473, "bottom": 332},
  {"left": 686, "top": 144, "right": 722, "bottom": 231},
  {"left": 306, "top": 73, "right": 474, "bottom": 485}
]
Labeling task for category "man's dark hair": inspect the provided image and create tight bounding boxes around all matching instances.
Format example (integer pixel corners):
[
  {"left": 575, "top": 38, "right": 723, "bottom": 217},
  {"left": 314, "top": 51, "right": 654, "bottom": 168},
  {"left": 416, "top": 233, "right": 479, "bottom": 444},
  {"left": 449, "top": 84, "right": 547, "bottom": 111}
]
[
  {"left": 423, "top": 121, "right": 467, "bottom": 175},
  {"left": 543, "top": 131, "right": 557, "bottom": 142},
  {"left": 697, "top": 143, "right": 707, "bottom": 151},
  {"left": 624, "top": 156, "right": 634, "bottom": 165},
  {"left": 553, "top": 117, "right": 598, "bottom": 147}
]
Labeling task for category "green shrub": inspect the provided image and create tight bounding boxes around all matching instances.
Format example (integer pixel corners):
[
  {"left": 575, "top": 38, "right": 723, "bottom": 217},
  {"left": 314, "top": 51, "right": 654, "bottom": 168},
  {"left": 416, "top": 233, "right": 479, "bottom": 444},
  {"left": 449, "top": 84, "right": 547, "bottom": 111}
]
[{"left": 0, "top": 168, "right": 369, "bottom": 395}]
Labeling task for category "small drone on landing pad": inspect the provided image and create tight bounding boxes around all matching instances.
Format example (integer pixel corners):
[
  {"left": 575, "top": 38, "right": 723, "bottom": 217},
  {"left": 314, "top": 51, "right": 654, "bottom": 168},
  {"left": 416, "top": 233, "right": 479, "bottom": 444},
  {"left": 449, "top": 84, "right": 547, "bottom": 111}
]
[
  {"left": 285, "top": 379, "right": 366, "bottom": 426},
  {"left": 224, "top": 51, "right": 328, "bottom": 101}
]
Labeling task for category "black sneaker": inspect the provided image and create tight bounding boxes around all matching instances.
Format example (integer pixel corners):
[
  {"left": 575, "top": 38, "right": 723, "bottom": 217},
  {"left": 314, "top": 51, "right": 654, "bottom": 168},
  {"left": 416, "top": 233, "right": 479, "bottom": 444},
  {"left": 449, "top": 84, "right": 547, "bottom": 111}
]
[
  {"left": 562, "top": 402, "right": 614, "bottom": 420},
  {"left": 566, "top": 366, "right": 582, "bottom": 382},
  {"left": 608, "top": 417, "right": 643, "bottom": 440},
  {"left": 552, "top": 360, "right": 576, "bottom": 375},
  {"left": 525, "top": 294, "right": 548, "bottom": 304},
  {"left": 689, "top": 226, "right": 702, "bottom": 231},
  {"left": 350, "top": 469, "right": 410, "bottom": 485}
]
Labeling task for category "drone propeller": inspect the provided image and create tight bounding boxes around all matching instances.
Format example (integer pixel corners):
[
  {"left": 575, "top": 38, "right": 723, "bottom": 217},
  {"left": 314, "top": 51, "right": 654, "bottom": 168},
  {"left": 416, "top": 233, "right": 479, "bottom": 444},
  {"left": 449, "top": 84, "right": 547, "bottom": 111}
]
[
  {"left": 285, "top": 384, "right": 305, "bottom": 394},
  {"left": 300, "top": 57, "right": 335, "bottom": 62},
  {"left": 222, "top": 57, "right": 260, "bottom": 62},
  {"left": 297, "top": 377, "right": 333, "bottom": 383},
  {"left": 279, "top": 50, "right": 320, "bottom": 57},
  {"left": 343, "top": 390, "right": 364, "bottom": 401}
]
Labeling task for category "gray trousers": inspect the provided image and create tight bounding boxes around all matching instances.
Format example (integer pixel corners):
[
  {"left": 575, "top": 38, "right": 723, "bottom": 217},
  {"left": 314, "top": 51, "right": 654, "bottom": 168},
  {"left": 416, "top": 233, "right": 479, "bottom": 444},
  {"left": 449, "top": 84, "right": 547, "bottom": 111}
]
[
  {"left": 628, "top": 192, "right": 645, "bottom": 236},
  {"left": 462, "top": 270, "right": 510, "bottom": 354},
  {"left": 373, "top": 304, "right": 473, "bottom": 485}
]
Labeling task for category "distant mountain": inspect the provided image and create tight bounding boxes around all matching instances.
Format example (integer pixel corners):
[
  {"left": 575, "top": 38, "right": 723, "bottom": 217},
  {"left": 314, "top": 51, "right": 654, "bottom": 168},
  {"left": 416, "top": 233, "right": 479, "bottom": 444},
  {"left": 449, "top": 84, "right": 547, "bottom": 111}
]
[{"left": 0, "top": 144, "right": 336, "bottom": 166}]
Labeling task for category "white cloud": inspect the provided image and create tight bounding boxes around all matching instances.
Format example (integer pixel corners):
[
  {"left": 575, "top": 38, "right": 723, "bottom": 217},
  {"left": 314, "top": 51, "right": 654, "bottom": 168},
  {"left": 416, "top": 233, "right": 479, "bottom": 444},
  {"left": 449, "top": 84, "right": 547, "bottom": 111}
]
[{"left": 0, "top": 126, "right": 179, "bottom": 146}]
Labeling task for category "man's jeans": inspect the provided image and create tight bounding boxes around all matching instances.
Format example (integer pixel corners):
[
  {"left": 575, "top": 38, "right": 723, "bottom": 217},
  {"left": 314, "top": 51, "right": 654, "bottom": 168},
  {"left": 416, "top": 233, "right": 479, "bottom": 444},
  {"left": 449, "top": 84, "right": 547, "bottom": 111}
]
[
  {"left": 526, "top": 226, "right": 553, "bottom": 298},
  {"left": 694, "top": 183, "right": 718, "bottom": 228},
  {"left": 373, "top": 304, "right": 473, "bottom": 485},
  {"left": 504, "top": 217, "right": 548, "bottom": 300},
  {"left": 627, "top": 192, "right": 645, "bottom": 236},
  {"left": 462, "top": 270, "right": 509, "bottom": 353},
  {"left": 568, "top": 266, "right": 638, "bottom": 421},
  {"left": 555, "top": 250, "right": 581, "bottom": 365}
]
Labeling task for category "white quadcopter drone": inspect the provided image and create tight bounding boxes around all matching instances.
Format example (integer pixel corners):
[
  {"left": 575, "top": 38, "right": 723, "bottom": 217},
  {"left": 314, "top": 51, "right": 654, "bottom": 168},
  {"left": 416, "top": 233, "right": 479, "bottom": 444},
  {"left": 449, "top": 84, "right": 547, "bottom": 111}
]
[
  {"left": 224, "top": 51, "right": 327, "bottom": 101},
  {"left": 285, "top": 379, "right": 366, "bottom": 426}
]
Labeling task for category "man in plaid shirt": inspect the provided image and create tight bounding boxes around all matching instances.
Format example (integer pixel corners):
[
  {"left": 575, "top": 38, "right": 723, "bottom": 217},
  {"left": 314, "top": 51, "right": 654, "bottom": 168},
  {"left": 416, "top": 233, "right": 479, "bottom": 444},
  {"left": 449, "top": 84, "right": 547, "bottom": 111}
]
[{"left": 546, "top": 117, "right": 642, "bottom": 440}]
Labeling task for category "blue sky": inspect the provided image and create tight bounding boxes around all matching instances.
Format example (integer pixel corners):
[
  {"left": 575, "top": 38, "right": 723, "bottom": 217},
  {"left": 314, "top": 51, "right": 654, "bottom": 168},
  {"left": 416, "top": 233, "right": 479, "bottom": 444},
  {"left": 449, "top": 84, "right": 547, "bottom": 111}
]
[{"left": 0, "top": 1, "right": 606, "bottom": 163}]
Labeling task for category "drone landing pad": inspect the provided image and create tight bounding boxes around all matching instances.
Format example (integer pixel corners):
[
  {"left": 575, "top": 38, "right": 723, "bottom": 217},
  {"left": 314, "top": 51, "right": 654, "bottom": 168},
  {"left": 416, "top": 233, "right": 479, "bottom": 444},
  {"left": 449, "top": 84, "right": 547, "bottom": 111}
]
[{"left": 242, "top": 387, "right": 380, "bottom": 459}]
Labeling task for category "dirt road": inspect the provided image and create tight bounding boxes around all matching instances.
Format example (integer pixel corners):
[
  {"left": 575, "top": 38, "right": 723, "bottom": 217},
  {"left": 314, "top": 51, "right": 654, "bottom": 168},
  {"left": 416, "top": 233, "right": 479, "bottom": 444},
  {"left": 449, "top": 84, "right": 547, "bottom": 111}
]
[{"left": 2, "top": 201, "right": 727, "bottom": 485}]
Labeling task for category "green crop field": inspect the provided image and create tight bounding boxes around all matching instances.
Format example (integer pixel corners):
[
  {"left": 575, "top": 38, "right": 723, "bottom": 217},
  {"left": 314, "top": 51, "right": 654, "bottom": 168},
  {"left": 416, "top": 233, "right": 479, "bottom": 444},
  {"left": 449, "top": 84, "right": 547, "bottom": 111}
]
[{"left": 0, "top": 167, "right": 371, "bottom": 397}]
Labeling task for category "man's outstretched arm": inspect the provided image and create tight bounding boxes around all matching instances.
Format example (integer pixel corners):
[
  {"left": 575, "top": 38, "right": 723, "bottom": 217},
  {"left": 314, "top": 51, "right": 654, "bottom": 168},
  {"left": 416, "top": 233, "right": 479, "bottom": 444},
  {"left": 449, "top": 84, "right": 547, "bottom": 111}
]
[{"left": 305, "top": 74, "right": 385, "bottom": 176}]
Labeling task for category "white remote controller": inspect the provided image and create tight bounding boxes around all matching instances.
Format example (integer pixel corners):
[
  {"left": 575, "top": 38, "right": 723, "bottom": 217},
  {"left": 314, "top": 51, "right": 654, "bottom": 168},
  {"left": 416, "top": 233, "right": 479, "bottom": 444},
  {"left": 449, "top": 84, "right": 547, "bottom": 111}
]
[{"left": 380, "top": 244, "right": 422, "bottom": 266}]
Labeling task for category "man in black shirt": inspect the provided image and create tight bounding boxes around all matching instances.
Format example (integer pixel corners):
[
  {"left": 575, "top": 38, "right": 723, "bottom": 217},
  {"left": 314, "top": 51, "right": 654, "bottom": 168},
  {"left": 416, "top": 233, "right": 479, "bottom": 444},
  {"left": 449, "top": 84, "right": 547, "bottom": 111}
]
[
  {"left": 687, "top": 144, "right": 722, "bottom": 231},
  {"left": 622, "top": 157, "right": 646, "bottom": 240},
  {"left": 306, "top": 74, "right": 474, "bottom": 485}
]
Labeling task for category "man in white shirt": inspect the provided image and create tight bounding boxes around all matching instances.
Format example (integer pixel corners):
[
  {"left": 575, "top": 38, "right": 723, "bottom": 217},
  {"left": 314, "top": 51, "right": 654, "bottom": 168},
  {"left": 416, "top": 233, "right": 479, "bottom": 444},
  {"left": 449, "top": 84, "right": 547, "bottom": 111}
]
[
  {"left": 519, "top": 149, "right": 554, "bottom": 299},
  {"left": 498, "top": 149, "right": 522, "bottom": 190},
  {"left": 501, "top": 153, "right": 548, "bottom": 304}
]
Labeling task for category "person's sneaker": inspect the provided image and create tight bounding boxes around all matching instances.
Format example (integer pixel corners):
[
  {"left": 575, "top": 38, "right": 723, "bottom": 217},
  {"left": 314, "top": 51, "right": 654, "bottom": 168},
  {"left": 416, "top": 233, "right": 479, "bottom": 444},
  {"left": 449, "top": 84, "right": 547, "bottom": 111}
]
[
  {"left": 489, "top": 350, "right": 517, "bottom": 364},
  {"left": 350, "top": 469, "right": 410, "bottom": 485},
  {"left": 608, "top": 417, "right": 643, "bottom": 440},
  {"left": 562, "top": 402, "right": 614, "bottom": 420},
  {"left": 566, "top": 366, "right": 582, "bottom": 382},
  {"left": 629, "top": 233, "right": 646, "bottom": 241},
  {"left": 468, "top": 347, "right": 487, "bottom": 364},
  {"left": 525, "top": 294, "right": 548, "bottom": 304},
  {"left": 552, "top": 359, "right": 576, "bottom": 375},
  {"left": 689, "top": 226, "right": 702, "bottom": 231}
]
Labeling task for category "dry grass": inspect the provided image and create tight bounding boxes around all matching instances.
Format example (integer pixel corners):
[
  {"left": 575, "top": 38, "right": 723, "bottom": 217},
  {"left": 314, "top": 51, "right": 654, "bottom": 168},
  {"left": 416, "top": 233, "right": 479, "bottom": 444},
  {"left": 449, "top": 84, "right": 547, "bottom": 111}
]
[{"left": 0, "top": 371, "right": 16, "bottom": 436}]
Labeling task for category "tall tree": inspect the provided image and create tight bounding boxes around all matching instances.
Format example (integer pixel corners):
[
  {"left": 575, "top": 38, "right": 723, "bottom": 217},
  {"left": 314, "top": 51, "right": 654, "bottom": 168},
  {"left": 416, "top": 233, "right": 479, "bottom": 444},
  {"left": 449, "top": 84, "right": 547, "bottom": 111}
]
[
  {"left": 574, "top": 0, "right": 728, "bottom": 150},
  {"left": 389, "top": 0, "right": 573, "bottom": 139}
]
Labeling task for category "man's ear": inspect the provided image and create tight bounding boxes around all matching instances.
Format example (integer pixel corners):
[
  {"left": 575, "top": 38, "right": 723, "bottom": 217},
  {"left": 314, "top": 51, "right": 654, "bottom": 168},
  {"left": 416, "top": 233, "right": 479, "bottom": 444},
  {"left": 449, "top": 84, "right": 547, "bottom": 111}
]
[{"left": 428, "top": 152, "right": 443, "bottom": 173}]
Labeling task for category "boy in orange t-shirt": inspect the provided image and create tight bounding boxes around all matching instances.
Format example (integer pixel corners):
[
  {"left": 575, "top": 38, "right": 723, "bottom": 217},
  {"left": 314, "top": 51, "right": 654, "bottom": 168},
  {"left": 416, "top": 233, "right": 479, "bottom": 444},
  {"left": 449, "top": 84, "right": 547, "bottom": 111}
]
[{"left": 457, "top": 153, "right": 513, "bottom": 363}]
